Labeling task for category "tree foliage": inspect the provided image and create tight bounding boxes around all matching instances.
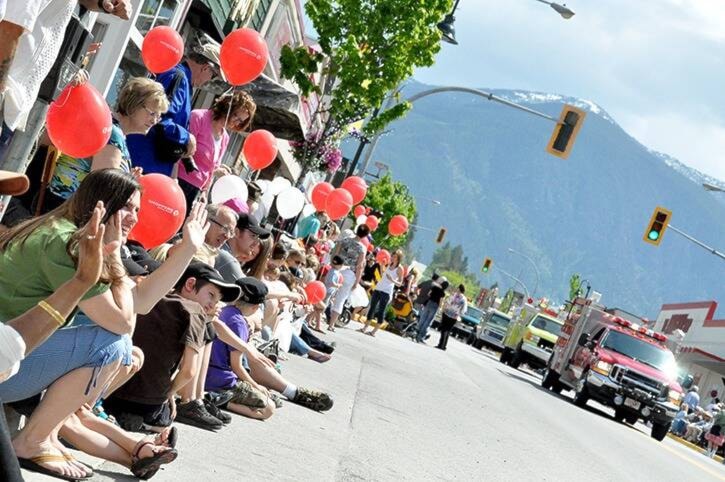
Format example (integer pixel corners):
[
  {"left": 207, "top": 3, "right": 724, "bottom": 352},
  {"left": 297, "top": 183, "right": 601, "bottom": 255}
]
[
  {"left": 360, "top": 173, "right": 417, "bottom": 251},
  {"left": 569, "top": 273, "right": 582, "bottom": 301},
  {"left": 280, "top": 0, "right": 451, "bottom": 172},
  {"left": 425, "top": 242, "right": 481, "bottom": 295}
]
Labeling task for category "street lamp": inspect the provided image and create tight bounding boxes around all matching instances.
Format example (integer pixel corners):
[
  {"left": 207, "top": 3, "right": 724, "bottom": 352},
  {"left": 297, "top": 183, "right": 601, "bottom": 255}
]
[
  {"left": 437, "top": 0, "right": 461, "bottom": 45},
  {"left": 418, "top": 196, "right": 442, "bottom": 206},
  {"left": 507, "top": 248, "right": 540, "bottom": 298},
  {"left": 535, "top": 0, "right": 575, "bottom": 19},
  {"left": 496, "top": 267, "right": 530, "bottom": 300}
]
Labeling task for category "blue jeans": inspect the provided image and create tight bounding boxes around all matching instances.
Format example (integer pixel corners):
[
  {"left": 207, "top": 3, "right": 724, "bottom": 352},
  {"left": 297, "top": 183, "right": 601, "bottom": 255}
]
[
  {"left": 0, "top": 324, "right": 130, "bottom": 402},
  {"left": 416, "top": 302, "right": 439, "bottom": 341},
  {"left": 367, "top": 290, "right": 391, "bottom": 325},
  {"left": 288, "top": 332, "right": 311, "bottom": 356}
]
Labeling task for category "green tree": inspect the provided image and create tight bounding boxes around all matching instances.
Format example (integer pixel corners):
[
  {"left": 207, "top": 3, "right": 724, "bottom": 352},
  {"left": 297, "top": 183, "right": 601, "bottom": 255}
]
[
  {"left": 569, "top": 273, "right": 582, "bottom": 300},
  {"left": 280, "top": 0, "right": 451, "bottom": 172},
  {"left": 361, "top": 173, "right": 417, "bottom": 251}
]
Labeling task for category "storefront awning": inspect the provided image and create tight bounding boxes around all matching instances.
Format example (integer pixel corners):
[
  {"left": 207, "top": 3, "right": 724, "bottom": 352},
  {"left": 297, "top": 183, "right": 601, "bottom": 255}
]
[
  {"left": 679, "top": 346, "right": 725, "bottom": 375},
  {"left": 204, "top": 75, "right": 305, "bottom": 141}
]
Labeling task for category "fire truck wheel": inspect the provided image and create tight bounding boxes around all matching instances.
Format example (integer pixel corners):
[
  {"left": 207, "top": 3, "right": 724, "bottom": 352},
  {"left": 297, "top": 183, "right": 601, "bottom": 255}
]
[
  {"left": 500, "top": 348, "right": 511, "bottom": 364},
  {"left": 625, "top": 413, "right": 638, "bottom": 425},
  {"left": 551, "top": 383, "right": 563, "bottom": 395},
  {"left": 541, "top": 368, "right": 554, "bottom": 389},
  {"left": 572, "top": 375, "right": 589, "bottom": 407},
  {"left": 650, "top": 422, "right": 668, "bottom": 442}
]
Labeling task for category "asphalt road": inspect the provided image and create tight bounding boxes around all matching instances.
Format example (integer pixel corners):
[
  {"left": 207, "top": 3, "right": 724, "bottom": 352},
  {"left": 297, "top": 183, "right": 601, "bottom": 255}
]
[{"left": 23, "top": 321, "right": 725, "bottom": 481}]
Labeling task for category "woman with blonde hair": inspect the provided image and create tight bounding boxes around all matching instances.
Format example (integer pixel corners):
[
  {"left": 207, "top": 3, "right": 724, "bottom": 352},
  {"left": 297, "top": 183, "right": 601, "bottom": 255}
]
[
  {"left": 359, "top": 249, "right": 405, "bottom": 337},
  {"left": 178, "top": 90, "right": 257, "bottom": 212},
  {"left": 44, "top": 77, "right": 169, "bottom": 211}
]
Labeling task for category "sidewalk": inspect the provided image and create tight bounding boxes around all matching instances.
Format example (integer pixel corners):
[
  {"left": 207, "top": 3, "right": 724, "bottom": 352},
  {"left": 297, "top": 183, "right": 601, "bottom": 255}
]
[{"left": 667, "top": 433, "right": 725, "bottom": 464}]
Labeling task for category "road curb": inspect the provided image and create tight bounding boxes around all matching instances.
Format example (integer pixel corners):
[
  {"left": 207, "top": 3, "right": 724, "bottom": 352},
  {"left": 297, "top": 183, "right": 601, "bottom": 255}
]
[{"left": 666, "top": 433, "right": 724, "bottom": 463}]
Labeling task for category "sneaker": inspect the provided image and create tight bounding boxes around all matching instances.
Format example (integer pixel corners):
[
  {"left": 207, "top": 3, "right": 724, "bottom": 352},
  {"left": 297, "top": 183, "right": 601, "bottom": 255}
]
[
  {"left": 204, "top": 399, "right": 231, "bottom": 425},
  {"left": 175, "top": 400, "right": 223, "bottom": 431},
  {"left": 291, "top": 387, "right": 334, "bottom": 412},
  {"left": 269, "top": 393, "right": 284, "bottom": 409}
]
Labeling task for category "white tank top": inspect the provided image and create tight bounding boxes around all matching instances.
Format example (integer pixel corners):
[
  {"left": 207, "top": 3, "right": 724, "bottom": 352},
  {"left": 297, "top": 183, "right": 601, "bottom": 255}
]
[{"left": 375, "top": 265, "right": 401, "bottom": 295}]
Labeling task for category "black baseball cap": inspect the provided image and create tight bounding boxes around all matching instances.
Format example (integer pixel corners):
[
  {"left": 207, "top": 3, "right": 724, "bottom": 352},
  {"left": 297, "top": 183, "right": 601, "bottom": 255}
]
[
  {"left": 235, "top": 277, "right": 268, "bottom": 305},
  {"left": 121, "top": 242, "right": 161, "bottom": 276},
  {"left": 236, "top": 212, "right": 271, "bottom": 239},
  {"left": 179, "top": 262, "right": 241, "bottom": 302}
]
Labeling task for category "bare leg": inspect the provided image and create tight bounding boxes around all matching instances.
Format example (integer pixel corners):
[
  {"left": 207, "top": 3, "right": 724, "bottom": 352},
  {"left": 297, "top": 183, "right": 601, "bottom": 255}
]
[
  {"left": 195, "top": 344, "right": 212, "bottom": 400},
  {"left": 247, "top": 355, "right": 290, "bottom": 394},
  {"left": 60, "top": 412, "right": 131, "bottom": 467},
  {"left": 13, "top": 361, "right": 120, "bottom": 479},
  {"left": 178, "top": 349, "right": 205, "bottom": 403},
  {"left": 105, "top": 347, "right": 144, "bottom": 397},
  {"left": 226, "top": 402, "right": 274, "bottom": 421}
]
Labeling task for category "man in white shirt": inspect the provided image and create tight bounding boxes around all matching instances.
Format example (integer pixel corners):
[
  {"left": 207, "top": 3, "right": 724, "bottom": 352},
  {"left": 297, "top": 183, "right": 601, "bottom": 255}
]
[{"left": 0, "top": 0, "right": 131, "bottom": 151}]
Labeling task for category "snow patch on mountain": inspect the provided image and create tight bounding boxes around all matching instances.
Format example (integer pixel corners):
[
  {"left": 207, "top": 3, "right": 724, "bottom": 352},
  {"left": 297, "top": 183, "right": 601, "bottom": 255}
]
[{"left": 494, "top": 90, "right": 615, "bottom": 124}]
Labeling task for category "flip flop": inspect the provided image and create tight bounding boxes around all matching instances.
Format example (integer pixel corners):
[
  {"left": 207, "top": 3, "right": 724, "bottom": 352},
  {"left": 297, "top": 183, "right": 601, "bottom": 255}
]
[
  {"left": 18, "top": 453, "right": 91, "bottom": 481},
  {"left": 63, "top": 454, "right": 94, "bottom": 478},
  {"left": 131, "top": 442, "right": 178, "bottom": 480},
  {"left": 151, "top": 426, "right": 178, "bottom": 449}
]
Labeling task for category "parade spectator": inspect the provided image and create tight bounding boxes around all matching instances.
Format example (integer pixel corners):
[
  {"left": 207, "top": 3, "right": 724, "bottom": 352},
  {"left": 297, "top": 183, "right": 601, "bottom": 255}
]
[
  {"left": 206, "top": 277, "right": 274, "bottom": 420},
  {"left": 437, "top": 284, "right": 467, "bottom": 351},
  {"left": 44, "top": 77, "right": 168, "bottom": 211},
  {"left": 670, "top": 403, "right": 689, "bottom": 436},
  {"left": 328, "top": 224, "right": 369, "bottom": 329},
  {"left": 683, "top": 386, "right": 700, "bottom": 412},
  {"left": 105, "top": 263, "right": 241, "bottom": 432},
  {"left": 126, "top": 38, "right": 222, "bottom": 177},
  {"left": 359, "top": 249, "right": 405, "bottom": 337},
  {"left": 416, "top": 277, "right": 449, "bottom": 343},
  {"left": 414, "top": 272, "right": 439, "bottom": 309},
  {"left": 705, "top": 405, "right": 725, "bottom": 458},
  {"left": 177, "top": 91, "right": 256, "bottom": 212},
  {"left": 215, "top": 213, "right": 270, "bottom": 282},
  {"left": 296, "top": 212, "right": 329, "bottom": 241}
]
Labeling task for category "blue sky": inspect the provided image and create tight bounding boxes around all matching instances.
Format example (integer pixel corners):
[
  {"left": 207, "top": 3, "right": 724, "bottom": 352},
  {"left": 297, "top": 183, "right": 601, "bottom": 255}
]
[{"left": 413, "top": 0, "right": 725, "bottom": 182}]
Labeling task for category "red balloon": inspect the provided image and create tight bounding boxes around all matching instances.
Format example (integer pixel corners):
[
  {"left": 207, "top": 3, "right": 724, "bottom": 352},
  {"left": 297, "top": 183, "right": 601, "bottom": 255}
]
[
  {"left": 304, "top": 280, "right": 326, "bottom": 304},
  {"left": 365, "top": 215, "right": 379, "bottom": 231},
  {"left": 220, "top": 28, "right": 269, "bottom": 86},
  {"left": 310, "top": 182, "right": 334, "bottom": 212},
  {"left": 353, "top": 205, "right": 366, "bottom": 218},
  {"left": 243, "top": 130, "right": 277, "bottom": 170},
  {"left": 341, "top": 176, "right": 368, "bottom": 205},
  {"left": 388, "top": 214, "right": 409, "bottom": 236},
  {"left": 46, "top": 83, "right": 111, "bottom": 158},
  {"left": 128, "top": 174, "right": 187, "bottom": 249},
  {"left": 141, "top": 26, "right": 183, "bottom": 74},
  {"left": 325, "top": 188, "right": 353, "bottom": 220},
  {"left": 376, "top": 249, "right": 391, "bottom": 264},
  {"left": 365, "top": 207, "right": 372, "bottom": 215},
  {"left": 367, "top": 243, "right": 375, "bottom": 253}
]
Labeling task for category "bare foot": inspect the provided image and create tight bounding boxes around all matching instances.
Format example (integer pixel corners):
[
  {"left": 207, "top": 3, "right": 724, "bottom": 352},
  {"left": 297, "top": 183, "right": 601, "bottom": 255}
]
[
  {"left": 14, "top": 436, "right": 87, "bottom": 480},
  {"left": 52, "top": 431, "right": 93, "bottom": 477},
  {"left": 308, "top": 351, "right": 331, "bottom": 363}
]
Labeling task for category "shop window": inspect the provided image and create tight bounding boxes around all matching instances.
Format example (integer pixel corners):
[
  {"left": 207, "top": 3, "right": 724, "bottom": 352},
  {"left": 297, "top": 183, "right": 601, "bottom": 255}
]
[{"left": 249, "top": 0, "right": 274, "bottom": 31}]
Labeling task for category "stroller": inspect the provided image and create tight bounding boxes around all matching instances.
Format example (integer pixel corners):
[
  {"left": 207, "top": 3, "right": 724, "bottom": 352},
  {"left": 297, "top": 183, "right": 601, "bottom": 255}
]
[{"left": 388, "top": 290, "right": 419, "bottom": 337}]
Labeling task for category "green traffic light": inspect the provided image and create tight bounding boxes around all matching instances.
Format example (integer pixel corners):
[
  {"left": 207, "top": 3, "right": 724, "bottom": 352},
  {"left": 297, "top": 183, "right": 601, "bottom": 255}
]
[
  {"left": 483, "top": 267, "right": 488, "bottom": 272},
  {"left": 648, "top": 230, "right": 659, "bottom": 241}
]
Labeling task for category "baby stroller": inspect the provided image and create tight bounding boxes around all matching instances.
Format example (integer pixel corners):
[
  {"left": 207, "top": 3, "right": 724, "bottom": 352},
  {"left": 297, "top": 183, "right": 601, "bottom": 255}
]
[{"left": 388, "top": 290, "right": 419, "bottom": 337}]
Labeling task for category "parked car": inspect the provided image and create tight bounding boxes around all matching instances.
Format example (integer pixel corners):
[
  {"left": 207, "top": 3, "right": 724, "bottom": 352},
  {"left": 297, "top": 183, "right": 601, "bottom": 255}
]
[{"left": 473, "top": 309, "right": 512, "bottom": 350}]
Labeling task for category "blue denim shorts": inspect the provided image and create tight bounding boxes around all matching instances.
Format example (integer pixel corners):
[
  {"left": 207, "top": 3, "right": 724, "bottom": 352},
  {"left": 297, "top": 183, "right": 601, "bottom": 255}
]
[{"left": 0, "top": 324, "right": 131, "bottom": 403}]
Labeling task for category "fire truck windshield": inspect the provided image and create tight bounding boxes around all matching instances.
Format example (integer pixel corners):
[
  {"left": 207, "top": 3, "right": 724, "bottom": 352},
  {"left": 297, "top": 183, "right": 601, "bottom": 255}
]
[{"left": 600, "top": 330, "right": 676, "bottom": 375}]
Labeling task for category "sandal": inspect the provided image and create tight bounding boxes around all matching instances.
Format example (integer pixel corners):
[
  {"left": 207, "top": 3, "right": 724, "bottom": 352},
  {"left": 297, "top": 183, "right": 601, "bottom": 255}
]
[
  {"left": 130, "top": 440, "right": 178, "bottom": 480},
  {"left": 63, "top": 453, "right": 94, "bottom": 478},
  {"left": 18, "top": 452, "right": 91, "bottom": 481},
  {"left": 151, "top": 426, "right": 178, "bottom": 449}
]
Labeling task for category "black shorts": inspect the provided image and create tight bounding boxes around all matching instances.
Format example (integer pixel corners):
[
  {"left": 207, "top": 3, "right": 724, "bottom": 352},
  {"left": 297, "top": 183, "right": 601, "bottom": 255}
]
[{"left": 104, "top": 396, "right": 172, "bottom": 430}]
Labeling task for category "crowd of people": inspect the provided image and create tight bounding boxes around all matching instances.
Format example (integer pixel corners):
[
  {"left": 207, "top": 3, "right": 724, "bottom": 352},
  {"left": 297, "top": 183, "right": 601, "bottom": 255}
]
[{"left": 670, "top": 386, "right": 725, "bottom": 461}]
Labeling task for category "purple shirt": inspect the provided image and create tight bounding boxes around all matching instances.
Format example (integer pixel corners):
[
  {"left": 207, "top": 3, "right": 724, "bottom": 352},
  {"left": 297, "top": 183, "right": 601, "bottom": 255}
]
[{"left": 205, "top": 305, "right": 249, "bottom": 391}]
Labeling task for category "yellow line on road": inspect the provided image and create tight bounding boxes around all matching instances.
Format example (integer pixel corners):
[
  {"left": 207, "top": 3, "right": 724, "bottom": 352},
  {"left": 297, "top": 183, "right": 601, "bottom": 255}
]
[{"left": 659, "top": 440, "right": 725, "bottom": 481}]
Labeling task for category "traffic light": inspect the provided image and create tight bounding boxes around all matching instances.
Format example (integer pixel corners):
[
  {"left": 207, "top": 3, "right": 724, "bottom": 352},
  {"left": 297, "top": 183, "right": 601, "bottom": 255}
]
[
  {"left": 482, "top": 257, "right": 493, "bottom": 273},
  {"left": 435, "top": 227, "right": 447, "bottom": 244},
  {"left": 643, "top": 206, "right": 672, "bottom": 246},
  {"left": 546, "top": 104, "right": 586, "bottom": 159}
]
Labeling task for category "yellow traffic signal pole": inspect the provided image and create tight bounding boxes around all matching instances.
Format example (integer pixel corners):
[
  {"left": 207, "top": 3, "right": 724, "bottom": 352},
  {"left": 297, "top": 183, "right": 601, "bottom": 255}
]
[{"left": 667, "top": 224, "right": 725, "bottom": 261}]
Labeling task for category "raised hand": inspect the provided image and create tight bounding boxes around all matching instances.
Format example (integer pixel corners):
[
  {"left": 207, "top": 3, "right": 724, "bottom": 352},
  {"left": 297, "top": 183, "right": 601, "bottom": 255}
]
[
  {"left": 75, "top": 202, "right": 108, "bottom": 287},
  {"left": 181, "top": 199, "right": 210, "bottom": 252}
]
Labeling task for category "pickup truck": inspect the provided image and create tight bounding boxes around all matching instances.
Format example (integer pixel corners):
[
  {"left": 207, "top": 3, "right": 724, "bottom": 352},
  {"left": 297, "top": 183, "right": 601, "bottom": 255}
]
[{"left": 472, "top": 309, "right": 512, "bottom": 351}]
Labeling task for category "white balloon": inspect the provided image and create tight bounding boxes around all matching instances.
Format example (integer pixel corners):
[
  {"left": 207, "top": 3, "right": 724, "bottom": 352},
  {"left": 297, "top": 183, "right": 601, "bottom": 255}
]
[
  {"left": 255, "top": 179, "right": 270, "bottom": 194},
  {"left": 356, "top": 215, "right": 368, "bottom": 226},
  {"left": 211, "top": 175, "right": 248, "bottom": 205},
  {"left": 276, "top": 187, "right": 306, "bottom": 219},
  {"left": 302, "top": 202, "right": 316, "bottom": 218},
  {"left": 261, "top": 188, "right": 275, "bottom": 212},
  {"left": 270, "top": 177, "right": 291, "bottom": 195}
]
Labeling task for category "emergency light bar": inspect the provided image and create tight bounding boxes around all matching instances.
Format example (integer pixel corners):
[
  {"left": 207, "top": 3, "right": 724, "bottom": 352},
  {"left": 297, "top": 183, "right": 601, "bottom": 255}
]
[{"left": 611, "top": 316, "right": 667, "bottom": 343}]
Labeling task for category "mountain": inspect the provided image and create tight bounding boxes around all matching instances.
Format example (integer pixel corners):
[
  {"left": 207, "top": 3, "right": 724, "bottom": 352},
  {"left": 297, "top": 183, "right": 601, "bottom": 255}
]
[{"left": 344, "top": 81, "right": 725, "bottom": 317}]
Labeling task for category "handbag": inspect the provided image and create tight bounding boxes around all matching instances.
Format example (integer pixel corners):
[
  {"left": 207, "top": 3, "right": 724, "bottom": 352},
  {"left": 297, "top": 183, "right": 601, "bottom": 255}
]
[{"left": 153, "top": 68, "right": 187, "bottom": 163}]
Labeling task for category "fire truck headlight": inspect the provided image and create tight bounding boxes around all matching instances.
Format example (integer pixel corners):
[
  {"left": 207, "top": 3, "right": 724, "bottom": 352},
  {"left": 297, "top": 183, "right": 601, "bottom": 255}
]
[
  {"left": 524, "top": 332, "right": 540, "bottom": 344},
  {"left": 592, "top": 360, "right": 612, "bottom": 375},
  {"left": 668, "top": 390, "right": 682, "bottom": 406}
]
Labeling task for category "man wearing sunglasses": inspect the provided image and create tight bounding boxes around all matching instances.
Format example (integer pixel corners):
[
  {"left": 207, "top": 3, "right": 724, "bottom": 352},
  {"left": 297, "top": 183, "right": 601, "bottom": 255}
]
[{"left": 127, "top": 37, "right": 224, "bottom": 177}]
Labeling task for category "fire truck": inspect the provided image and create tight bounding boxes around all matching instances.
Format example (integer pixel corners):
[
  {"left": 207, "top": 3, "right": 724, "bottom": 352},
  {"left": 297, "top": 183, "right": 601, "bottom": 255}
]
[{"left": 541, "top": 298, "right": 683, "bottom": 441}]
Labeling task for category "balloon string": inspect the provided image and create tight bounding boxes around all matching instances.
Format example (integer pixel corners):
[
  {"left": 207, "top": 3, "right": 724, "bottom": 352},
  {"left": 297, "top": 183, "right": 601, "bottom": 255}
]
[
  {"left": 53, "top": 84, "right": 75, "bottom": 108},
  {"left": 222, "top": 86, "right": 235, "bottom": 131}
]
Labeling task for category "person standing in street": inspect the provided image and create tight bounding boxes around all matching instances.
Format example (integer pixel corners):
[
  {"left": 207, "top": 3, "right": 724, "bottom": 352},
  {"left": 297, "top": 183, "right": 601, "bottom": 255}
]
[
  {"left": 359, "top": 249, "right": 404, "bottom": 337},
  {"left": 328, "top": 224, "right": 369, "bottom": 330},
  {"left": 437, "top": 284, "right": 467, "bottom": 351},
  {"left": 683, "top": 386, "right": 700, "bottom": 413},
  {"left": 416, "top": 277, "right": 449, "bottom": 343}
]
